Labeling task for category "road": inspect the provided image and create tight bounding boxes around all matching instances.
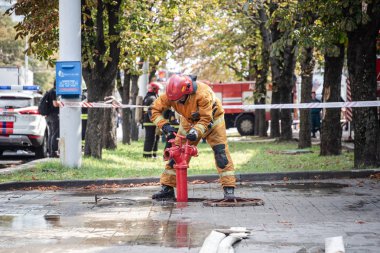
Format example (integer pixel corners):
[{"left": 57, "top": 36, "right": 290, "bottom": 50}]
[{"left": 0, "top": 150, "right": 36, "bottom": 172}]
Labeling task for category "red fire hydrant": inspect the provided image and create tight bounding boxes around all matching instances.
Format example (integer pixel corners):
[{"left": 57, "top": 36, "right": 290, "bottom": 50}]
[{"left": 163, "top": 133, "right": 198, "bottom": 202}]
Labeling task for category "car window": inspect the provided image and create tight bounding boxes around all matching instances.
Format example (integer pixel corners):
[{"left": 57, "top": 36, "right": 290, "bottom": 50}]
[
  {"left": 0, "top": 96, "right": 32, "bottom": 109},
  {"left": 34, "top": 96, "right": 41, "bottom": 105}
]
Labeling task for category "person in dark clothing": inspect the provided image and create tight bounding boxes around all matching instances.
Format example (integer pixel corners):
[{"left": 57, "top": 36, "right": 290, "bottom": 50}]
[
  {"left": 46, "top": 81, "right": 60, "bottom": 157},
  {"left": 142, "top": 82, "right": 161, "bottom": 158},
  {"left": 161, "top": 108, "right": 179, "bottom": 150},
  {"left": 81, "top": 90, "right": 88, "bottom": 140},
  {"left": 311, "top": 91, "right": 321, "bottom": 138}
]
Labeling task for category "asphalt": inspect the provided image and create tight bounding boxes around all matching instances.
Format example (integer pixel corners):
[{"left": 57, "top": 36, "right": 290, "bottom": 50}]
[{"left": 0, "top": 178, "right": 379, "bottom": 253}]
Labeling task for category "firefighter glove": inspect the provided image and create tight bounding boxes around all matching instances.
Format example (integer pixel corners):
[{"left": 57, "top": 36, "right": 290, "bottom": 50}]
[
  {"left": 162, "top": 123, "right": 176, "bottom": 140},
  {"left": 213, "top": 144, "right": 229, "bottom": 169},
  {"left": 186, "top": 128, "right": 198, "bottom": 141}
]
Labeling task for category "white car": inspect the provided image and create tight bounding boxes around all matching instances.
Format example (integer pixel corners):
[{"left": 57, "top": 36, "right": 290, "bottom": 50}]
[{"left": 0, "top": 86, "right": 48, "bottom": 158}]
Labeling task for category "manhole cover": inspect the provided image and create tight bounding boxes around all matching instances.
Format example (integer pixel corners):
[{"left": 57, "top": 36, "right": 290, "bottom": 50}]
[{"left": 203, "top": 197, "right": 264, "bottom": 207}]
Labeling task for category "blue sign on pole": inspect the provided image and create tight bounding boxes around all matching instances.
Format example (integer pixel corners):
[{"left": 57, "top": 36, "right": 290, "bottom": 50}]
[{"left": 56, "top": 61, "right": 82, "bottom": 97}]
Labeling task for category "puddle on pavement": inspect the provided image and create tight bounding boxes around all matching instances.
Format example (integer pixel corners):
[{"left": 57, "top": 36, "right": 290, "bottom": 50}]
[
  {"left": 0, "top": 213, "right": 217, "bottom": 248},
  {"left": 0, "top": 215, "right": 56, "bottom": 229},
  {"left": 344, "top": 198, "right": 380, "bottom": 211},
  {"left": 83, "top": 219, "right": 219, "bottom": 248},
  {"left": 241, "top": 182, "right": 349, "bottom": 195}
]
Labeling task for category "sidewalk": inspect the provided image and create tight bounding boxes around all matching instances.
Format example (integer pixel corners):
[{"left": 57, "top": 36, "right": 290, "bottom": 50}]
[{"left": 0, "top": 178, "right": 379, "bottom": 252}]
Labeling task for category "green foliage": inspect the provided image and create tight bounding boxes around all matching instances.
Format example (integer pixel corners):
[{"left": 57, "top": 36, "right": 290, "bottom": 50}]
[
  {"left": 172, "top": 0, "right": 267, "bottom": 82},
  {"left": 119, "top": 0, "right": 180, "bottom": 74},
  {"left": 0, "top": 11, "right": 55, "bottom": 90},
  {"left": 34, "top": 70, "right": 55, "bottom": 92},
  {"left": 0, "top": 12, "right": 24, "bottom": 66},
  {"left": 5, "top": 0, "right": 59, "bottom": 66},
  {"left": 6, "top": 0, "right": 181, "bottom": 76},
  {"left": 0, "top": 140, "right": 354, "bottom": 183}
]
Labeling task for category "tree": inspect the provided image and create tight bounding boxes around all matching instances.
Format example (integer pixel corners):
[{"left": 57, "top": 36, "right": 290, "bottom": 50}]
[
  {"left": 269, "top": 1, "right": 297, "bottom": 140},
  {"left": 0, "top": 11, "right": 54, "bottom": 90},
  {"left": 307, "top": 0, "right": 346, "bottom": 156},
  {"left": 118, "top": 0, "right": 179, "bottom": 143},
  {"left": 294, "top": 0, "right": 316, "bottom": 149},
  {"left": 7, "top": 0, "right": 179, "bottom": 158},
  {"left": 344, "top": 0, "right": 380, "bottom": 167},
  {"left": 298, "top": 46, "right": 314, "bottom": 149},
  {"left": 81, "top": 0, "right": 123, "bottom": 158},
  {"left": 172, "top": 0, "right": 248, "bottom": 82},
  {"left": 320, "top": 43, "right": 344, "bottom": 155},
  {"left": 5, "top": 0, "right": 59, "bottom": 66},
  {"left": 0, "top": 12, "right": 24, "bottom": 66}
]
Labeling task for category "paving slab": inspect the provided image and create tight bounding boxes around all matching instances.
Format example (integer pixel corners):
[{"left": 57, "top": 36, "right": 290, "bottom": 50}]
[{"left": 0, "top": 178, "right": 379, "bottom": 253}]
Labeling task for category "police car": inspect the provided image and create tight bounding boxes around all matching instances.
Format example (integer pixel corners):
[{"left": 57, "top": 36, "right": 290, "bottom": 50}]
[{"left": 0, "top": 85, "right": 48, "bottom": 158}]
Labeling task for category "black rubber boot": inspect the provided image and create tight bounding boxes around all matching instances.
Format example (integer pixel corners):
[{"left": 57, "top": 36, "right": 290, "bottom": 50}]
[
  {"left": 152, "top": 185, "right": 175, "bottom": 200},
  {"left": 223, "top": 187, "right": 235, "bottom": 200}
]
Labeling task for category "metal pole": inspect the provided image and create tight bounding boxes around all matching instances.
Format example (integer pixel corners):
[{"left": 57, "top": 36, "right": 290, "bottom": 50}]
[
  {"left": 139, "top": 61, "right": 149, "bottom": 96},
  {"left": 24, "top": 36, "right": 28, "bottom": 85},
  {"left": 59, "top": 0, "right": 82, "bottom": 167}
]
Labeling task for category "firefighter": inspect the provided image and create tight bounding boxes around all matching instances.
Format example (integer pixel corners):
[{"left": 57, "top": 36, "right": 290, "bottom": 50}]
[
  {"left": 142, "top": 82, "right": 161, "bottom": 158},
  {"left": 150, "top": 74, "right": 236, "bottom": 200}
]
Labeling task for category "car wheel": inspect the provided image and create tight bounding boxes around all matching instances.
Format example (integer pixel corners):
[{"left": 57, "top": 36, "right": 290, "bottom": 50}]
[
  {"left": 35, "top": 134, "right": 48, "bottom": 158},
  {"left": 236, "top": 115, "right": 255, "bottom": 136}
]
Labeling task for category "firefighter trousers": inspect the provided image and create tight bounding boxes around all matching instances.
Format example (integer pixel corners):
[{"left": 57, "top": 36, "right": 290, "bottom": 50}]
[
  {"left": 159, "top": 116, "right": 236, "bottom": 188},
  {"left": 143, "top": 125, "right": 160, "bottom": 158}
]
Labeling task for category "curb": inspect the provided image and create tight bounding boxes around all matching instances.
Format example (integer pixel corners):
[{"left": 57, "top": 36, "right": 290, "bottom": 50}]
[
  {"left": 0, "top": 169, "right": 378, "bottom": 191},
  {"left": 0, "top": 158, "right": 52, "bottom": 175}
]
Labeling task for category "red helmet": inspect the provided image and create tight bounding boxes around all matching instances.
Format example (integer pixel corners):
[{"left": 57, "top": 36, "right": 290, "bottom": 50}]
[
  {"left": 166, "top": 75, "right": 195, "bottom": 101},
  {"left": 148, "top": 82, "right": 160, "bottom": 94}
]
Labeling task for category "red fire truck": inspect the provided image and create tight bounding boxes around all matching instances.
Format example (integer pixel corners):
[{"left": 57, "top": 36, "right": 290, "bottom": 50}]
[{"left": 208, "top": 81, "right": 259, "bottom": 136}]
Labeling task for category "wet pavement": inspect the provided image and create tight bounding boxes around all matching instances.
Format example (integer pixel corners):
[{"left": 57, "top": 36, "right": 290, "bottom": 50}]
[{"left": 0, "top": 178, "right": 379, "bottom": 252}]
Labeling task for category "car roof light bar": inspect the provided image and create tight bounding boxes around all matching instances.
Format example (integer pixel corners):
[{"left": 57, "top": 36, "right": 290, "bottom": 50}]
[{"left": 0, "top": 85, "right": 40, "bottom": 91}]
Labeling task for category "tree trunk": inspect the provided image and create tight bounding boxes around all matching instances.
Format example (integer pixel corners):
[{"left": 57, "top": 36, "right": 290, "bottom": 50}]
[
  {"left": 270, "top": 88, "right": 280, "bottom": 138},
  {"left": 320, "top": 44, "right": 344, "bottom": 155},
  {"left": 279, "top": 42, "right": 297, "bottom": 140},
  {"left": 116, "top": 71, "right": 130, "bottom": 145},
  {"left": 81, "top": 0, "right": 121, "bottom": 158},
  {"left": 257, "top": 26, "right": 269, "bottom": 137},
  {"left": 298, "top": 47, "right": 314, "bottom": 149},
  {"left": 83, "top": 70, "right": 119, "bottom": 158},
  {"left": 257, "top": 3, "right": 278, "bottom": 138},
  {"left": 82, "top": 75, "right": 107, "bottom": 159},
  {"left": 254, "top": 97, "right": 260, "bottom": 136},
  {"left": 347, "top": 5, "right": 380, "bottom": 167},
  {"left": 256, "top": 70, "right": 268, "bottom": 137},
  {"left": 258, "top": 102, "right": 267, "bottom": 136},
  {"left": 102, "top": 107, "right": 118, "bottom": 149},
  {"left": 102, "top": 83, "right": 117, "bottom": 150},
  {"left": 122, "top": 71, "right": 131, "bottom": 145},
  {"left": 269, "top": 23, "right": 281, "bottom": 138},
  {"left": 131, "top": 74, "right": 139, "bottom": 141}
]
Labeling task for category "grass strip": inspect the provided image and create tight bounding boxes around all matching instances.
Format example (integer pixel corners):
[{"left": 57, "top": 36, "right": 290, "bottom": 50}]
[{"left": 0, "top": 140, "right": 354, "bottom": 183}]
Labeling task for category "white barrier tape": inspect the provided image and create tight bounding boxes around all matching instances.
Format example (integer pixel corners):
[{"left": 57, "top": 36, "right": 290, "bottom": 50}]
[
  {"left": 57, "top": 100, "right": 380, "bottom": 110},
  {"left": 57, "top": 101, "right": 146, "bottom": 109},
  {"left": 223, "top": 101, "right": 380, "bottom": 110}
]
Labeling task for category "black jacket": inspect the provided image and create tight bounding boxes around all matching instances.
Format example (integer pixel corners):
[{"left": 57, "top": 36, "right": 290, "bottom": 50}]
[{"left": 142, "top": 92, "right": 157, "bottom": 123}]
